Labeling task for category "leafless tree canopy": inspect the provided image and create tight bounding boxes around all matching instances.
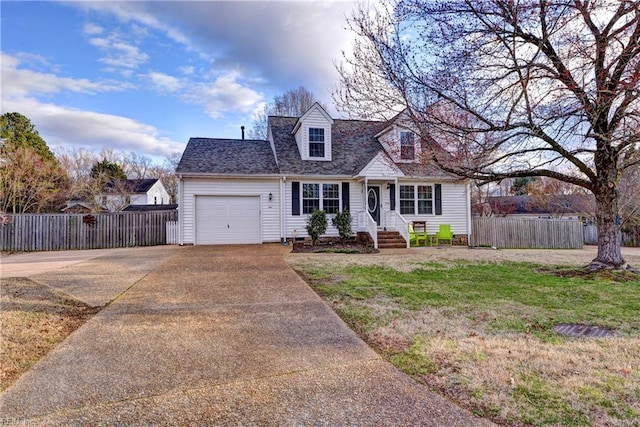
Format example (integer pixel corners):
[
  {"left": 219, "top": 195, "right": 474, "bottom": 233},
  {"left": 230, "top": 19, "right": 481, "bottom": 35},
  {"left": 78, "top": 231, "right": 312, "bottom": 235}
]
[
  {"left": 249, "top": 86, "right": 326, "bottom": 140},
  {"left": 336, "top": 0, "right": 640, "bottom": 269}
]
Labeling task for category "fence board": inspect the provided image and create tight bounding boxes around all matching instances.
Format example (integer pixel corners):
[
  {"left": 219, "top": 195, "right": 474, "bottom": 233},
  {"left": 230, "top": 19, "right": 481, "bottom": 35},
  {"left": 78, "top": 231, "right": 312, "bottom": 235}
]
[
  {"left": 471, "top": 218, "right": 583, "bottom": 249},
  {"left": 0, "top": 211, "right": 178, "bottom": 252},
  {"left": 583, "top": 224, "right": 639, "bottom": 247}
]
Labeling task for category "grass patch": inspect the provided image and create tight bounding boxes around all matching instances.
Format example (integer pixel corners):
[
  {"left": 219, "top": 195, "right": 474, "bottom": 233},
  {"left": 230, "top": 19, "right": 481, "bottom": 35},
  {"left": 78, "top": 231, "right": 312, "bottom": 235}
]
[
  {"left": 0, "top": 278, "right": 99, "bottom": 391},
  {"left": 314, "top": 248, "right": 361, "bottom": 254},
  {"left": 296, "top": 260, "right": 640, "bottom": 426}
]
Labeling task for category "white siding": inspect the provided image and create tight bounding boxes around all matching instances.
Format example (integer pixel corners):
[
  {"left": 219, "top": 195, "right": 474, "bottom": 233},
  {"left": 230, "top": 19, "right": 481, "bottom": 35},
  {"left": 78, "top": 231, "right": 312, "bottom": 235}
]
[
  {"left": 358, "top": 153, "right": 403, "bottom": 178},
  {"left": 142, "top": 180, "right": 171, "bottom": 205},
  {"left": 293, "top": 108, "right": 333, "bottom": 161},
  {"left": 181, "top": 178, "right": 281, "bottom": 244},
  {"left": 398, "top": 182, "right": 470, "bottom": 235},
  {"left": 284, "top": 179, "right": 362, "bottom": 239}
]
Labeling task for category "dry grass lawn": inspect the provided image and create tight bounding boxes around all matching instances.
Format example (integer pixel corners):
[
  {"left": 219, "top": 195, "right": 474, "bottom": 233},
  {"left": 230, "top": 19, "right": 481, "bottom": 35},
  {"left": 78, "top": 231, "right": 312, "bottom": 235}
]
[
  {"left": 0, "top": 278, "right": 99, "bottom": 391},
  {"left": 288, "top": 247, "right": 640, "bottom": 426}
]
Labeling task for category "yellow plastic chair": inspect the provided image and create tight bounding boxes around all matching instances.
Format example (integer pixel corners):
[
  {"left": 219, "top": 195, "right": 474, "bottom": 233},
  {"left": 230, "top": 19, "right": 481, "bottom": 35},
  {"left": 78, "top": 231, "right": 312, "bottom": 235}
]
[{"left": 436, "top": 224, "right": 453, "bottom": 246}]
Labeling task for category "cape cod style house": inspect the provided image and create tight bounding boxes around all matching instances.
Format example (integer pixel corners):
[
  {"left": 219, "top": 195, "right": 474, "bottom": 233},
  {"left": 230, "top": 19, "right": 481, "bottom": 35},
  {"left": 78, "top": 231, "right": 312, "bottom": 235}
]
[{"left": 176, "top": 103, "right": 471, "bottom": 248}]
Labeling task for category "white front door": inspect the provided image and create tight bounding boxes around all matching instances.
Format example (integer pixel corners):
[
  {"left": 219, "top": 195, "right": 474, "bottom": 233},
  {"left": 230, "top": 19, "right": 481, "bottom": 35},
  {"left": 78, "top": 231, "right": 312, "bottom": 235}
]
[{"left": 195, "top": 196, "right": 261, "bottom": 244}]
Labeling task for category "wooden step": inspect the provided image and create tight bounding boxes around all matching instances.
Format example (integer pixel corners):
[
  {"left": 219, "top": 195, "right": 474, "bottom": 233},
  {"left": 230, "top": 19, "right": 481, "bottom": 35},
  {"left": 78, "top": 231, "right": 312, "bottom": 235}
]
[{"left": 376, "top": 231, "right": 407, "bottom": 249}]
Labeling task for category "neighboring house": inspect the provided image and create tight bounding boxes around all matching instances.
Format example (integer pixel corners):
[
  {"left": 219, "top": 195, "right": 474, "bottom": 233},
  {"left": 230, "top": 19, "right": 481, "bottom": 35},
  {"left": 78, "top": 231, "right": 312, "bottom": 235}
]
[
  {"left": 98, "top": 178, "right": 171, "bottom": 212},
  {"left": 485, "top": 195, "right": 594, "bottom": 220},
  {"left": 176, "top": 103, "right": 472, "bottom": 247},
  {"left": 62, "top": 200, "right": 100, "bottom": 213}
]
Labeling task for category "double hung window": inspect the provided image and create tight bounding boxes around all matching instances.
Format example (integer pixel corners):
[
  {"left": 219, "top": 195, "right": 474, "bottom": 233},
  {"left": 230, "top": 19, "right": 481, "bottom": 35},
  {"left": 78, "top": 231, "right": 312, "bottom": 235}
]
[
  {"left": 302, "top": 183, "right": 340, "bottom": 214},
  {"left": 400, "top": 131, "right": 415, "bottom": 160},
  {"left": 309, "top": 128, "right": 325, "bottom": 158},
  {"left": 399, "top": 185, "right": 433, "bottom": 215}
]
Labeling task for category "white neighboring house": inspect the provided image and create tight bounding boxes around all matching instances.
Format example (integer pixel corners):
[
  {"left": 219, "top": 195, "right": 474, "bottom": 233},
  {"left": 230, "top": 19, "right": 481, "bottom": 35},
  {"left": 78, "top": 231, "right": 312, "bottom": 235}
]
[
  {"left": 98, "top": 179, "right": 170, "bottom": 212},
  {"left": 176, "top": 103, "right": 472, "bottom": 248}
]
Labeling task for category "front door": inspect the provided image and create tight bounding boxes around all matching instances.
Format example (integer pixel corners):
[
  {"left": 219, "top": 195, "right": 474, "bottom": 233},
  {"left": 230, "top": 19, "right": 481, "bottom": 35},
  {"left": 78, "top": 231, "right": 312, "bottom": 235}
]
[{"left": 367, "top": 186, "right": 381, "bottom": 226}]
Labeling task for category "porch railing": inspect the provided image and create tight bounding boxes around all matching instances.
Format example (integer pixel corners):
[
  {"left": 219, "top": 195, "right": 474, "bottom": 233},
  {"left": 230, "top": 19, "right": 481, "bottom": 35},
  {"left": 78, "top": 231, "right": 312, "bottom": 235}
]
[
  {"left": 389, "top": 210, "right": 410, "bottom": 248},
  {"left": 357, "top": 210, "right": 378, "bottom": 249}
]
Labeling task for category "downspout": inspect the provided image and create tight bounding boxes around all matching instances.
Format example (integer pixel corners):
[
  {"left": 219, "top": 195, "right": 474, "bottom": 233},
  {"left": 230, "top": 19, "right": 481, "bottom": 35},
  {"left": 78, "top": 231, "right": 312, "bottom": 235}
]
[
  {"left": 466, "top": 181, "right": 472, "bottom": 246},
  {"left": 178, "top": 174, "right": 184, "bottom": 245},
  {"left": 280, "top": 176, "right": 287, "bottom": 242}
]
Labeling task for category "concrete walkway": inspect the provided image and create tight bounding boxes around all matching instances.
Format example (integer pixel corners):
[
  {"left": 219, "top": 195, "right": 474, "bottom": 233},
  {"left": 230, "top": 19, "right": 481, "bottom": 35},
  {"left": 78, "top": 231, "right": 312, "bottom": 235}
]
[{"left": 0, "top": 244, "right": 492, "bottom": 426}]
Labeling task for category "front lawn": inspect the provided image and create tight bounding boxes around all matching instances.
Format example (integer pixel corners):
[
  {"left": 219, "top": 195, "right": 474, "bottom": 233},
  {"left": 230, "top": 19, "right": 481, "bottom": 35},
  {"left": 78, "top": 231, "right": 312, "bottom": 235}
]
[{"left": 296, "top": 260, "right": 640, "bottom": 426}]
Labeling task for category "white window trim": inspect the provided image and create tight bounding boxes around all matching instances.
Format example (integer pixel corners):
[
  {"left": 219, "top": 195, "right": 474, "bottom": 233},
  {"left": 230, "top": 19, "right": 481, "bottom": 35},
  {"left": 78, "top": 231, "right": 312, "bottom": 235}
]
[
  {"left": 399, "top": 184, "right": 434, "bottom": 215},
  {"left": 301, "top": 182, "right": 341, "bottom": 215},
  {"left": 400, "top": 131, "right": 416, "bottom": 161},
  {"left": 396, "top": 128, "right": 421, "bottom": 163},
  {"left": 305, "top": 126, "right": 331, "bottom": 161}
]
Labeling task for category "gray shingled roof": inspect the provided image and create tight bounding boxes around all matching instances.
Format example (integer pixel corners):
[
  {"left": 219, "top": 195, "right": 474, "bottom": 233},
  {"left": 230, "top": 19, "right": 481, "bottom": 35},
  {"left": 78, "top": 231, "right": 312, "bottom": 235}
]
[
  {"left": 269, "top": 116, "right": 389, "bottom": 176},
  {"left": 123, "top": 204, "right": 179, "bottom": 212},
  {"left": 101, "top": 179, "right": 158, "bottom": 194},
  {"left": 177, "top": 117, "right": 456, "bottom": 179},
  {"left": 176, "top": 138, "right": 279, "bottom": 175},
  {"left": 397, "top": 162, "right": 456, "bottom": 178}
]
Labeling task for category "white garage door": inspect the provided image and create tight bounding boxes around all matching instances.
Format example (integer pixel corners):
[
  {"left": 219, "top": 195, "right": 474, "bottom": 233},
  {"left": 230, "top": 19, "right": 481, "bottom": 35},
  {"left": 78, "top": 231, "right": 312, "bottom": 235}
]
[{"left": 195, "top": 196, "right": 261, "bottom": 244}]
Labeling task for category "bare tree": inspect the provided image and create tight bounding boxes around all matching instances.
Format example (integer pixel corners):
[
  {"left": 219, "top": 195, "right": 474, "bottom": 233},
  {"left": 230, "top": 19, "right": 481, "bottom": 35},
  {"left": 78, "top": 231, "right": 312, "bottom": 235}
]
[
  {"left": 248, "top": 86, "right": 326, "bottom": 140},
  {"left": 528, "top": 177, "right": 595, "bottom": 218},
  {"left": 336, "top": 0, "right": 640, "bottom": 271},
  {"left": 124, "top": 152, "right": 154, "bottom": 179}
]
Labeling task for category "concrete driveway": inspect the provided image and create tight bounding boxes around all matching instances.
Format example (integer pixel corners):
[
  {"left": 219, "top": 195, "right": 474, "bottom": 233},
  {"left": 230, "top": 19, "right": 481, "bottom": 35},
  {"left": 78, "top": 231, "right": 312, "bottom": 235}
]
[{"left": 0, "top": 244, "right": 492, "bottom": 426}]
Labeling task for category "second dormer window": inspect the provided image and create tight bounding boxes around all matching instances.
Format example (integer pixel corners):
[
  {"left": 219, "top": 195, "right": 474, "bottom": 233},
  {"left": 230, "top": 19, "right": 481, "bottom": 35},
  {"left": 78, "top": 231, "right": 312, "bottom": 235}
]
[
  {"left": 309, "top": 127, "right": 325, "bottom": 158},
  {"left": 400, "top": 131, "right": 415, "bottom": 160}
]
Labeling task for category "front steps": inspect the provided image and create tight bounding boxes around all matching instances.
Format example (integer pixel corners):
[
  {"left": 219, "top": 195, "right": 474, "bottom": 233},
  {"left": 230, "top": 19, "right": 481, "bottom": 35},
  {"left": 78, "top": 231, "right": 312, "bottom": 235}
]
[{"left": 377, "top": 231, "right": 407, "bottom": 249}]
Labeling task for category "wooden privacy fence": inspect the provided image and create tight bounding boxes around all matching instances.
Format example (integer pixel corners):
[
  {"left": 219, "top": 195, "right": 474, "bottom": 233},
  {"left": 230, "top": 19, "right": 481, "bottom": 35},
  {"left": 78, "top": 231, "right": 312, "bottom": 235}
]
[
  {"left": 471, "top": 217, "right": 584, "bottom": 249},
  {"left": 583, "top": 224, "right": 640, "bottom": 246},
  {"left": 0, "top": 211, "right": 178, "bottom": 252}
]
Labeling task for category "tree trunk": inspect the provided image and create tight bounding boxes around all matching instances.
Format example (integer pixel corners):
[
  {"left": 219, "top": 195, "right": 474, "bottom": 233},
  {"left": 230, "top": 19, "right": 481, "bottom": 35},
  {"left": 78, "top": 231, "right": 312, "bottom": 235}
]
[{"left": 588, "top": 171, "right": 626, "bottom": 271}]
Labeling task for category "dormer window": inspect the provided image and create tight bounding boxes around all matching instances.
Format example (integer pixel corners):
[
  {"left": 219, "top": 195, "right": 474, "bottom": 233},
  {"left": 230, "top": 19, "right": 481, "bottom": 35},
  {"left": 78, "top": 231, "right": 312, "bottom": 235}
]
[
  {"left": 309, "top": 128, "right": 325, "bottom": 158},
  {"left": 400, "top": 131, "right": 415, "bottom": 160}
]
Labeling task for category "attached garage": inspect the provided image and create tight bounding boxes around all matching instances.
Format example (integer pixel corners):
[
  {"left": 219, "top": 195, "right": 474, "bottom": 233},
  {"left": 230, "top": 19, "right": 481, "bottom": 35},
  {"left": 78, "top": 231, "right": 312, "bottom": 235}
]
[{"left": 195, "top": 196, "right": 261, "bottom": 244}]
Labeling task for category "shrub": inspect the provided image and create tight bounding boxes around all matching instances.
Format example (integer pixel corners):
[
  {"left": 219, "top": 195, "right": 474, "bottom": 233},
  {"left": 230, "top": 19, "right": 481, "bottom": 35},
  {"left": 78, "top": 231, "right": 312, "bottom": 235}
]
[
  {"left": 332, "top": 210, "right": 353, "bottom": 241},
  {"left": 306, "top": 209, "right": 327, "bottom": 245}
]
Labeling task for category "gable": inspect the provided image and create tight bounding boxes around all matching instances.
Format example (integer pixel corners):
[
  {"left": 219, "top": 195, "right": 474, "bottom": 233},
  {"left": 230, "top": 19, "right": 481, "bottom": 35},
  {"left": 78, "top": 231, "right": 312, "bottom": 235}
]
[
  {"left": 291, "top": 103, "right": 334, "bottom": 161},
  {"left": 356, "top": 152, "right": 405, "bottom": 179}
]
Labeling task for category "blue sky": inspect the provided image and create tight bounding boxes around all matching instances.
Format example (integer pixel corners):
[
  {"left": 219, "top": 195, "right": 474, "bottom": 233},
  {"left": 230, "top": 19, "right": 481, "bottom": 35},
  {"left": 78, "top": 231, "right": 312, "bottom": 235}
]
[{"left": 1, "top": 1, "right": 358, "bottom": 161}]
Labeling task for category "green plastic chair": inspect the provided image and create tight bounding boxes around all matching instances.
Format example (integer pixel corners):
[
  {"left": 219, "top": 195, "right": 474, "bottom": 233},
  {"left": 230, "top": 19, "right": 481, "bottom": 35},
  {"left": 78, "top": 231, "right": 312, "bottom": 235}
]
[
  {"left": 409, "top": 224, "right": 426, "bottom": 246},
  {"left": 436, "top": 224, "right": 453, "bottom": 246}
]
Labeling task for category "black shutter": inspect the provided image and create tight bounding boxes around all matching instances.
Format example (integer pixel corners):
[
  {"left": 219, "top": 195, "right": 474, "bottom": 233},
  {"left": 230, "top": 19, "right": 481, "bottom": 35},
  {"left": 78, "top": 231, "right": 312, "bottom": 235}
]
[
  {"left": 435, "top": 183, "right": 442, "bottom": 215},
  {"left": 389, "top": 184, "right": 396, "bottom": 211},
  {"left": 292, "top": 181, "right": 300, "bottom": 216},
  {"left": 342, "top": 182, "right": 350, "bottom": 211}
]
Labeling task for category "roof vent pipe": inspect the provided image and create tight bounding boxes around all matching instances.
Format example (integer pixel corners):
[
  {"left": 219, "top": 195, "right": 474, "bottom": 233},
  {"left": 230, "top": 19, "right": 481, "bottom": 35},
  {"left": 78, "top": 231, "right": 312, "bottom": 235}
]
[{"left": 241, "top": 126, "right": 245, "bottom": 140}]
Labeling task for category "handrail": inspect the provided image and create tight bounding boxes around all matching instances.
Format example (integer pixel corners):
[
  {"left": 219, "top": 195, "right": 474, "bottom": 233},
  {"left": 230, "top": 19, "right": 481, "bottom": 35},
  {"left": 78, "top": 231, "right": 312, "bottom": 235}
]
[
  {"left": 391, "top": 211, "right": 410, "bottom": 248},
  {"left": 356, "top": 210, "right": 378, "bottom": 249},
  {"left": 365, "top": 211, "right": 378, "bottom": 249}
]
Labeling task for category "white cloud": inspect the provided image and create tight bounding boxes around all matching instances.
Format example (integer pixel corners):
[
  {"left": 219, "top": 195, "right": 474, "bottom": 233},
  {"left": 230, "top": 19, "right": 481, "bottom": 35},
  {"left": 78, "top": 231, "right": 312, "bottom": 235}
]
[
  {"left": 88, "top": 32, "right": 149, "bottom": 70},
  {"left": 146, "top": 71, "right": 184, "bottom": 92},
  {"left": 82, "top": 22, "right": 104, "bottom": 36},
  {"left": 179, "top": 66, "right": 195, "bottom": 75},
  {"left": 1, "top": 52, "right": 131, "bottom": 97},
  {"left": 143, "top": 69, "right": 263, "bottom": 119},
  {"left": 189, "top": 71, "right": 263, "bottom": 118},
  {"left": 67, "top": 1, "right": 355, "bottom": 107},
  {"left": 71, "top": 1, "right": 206, "bottom": 58},
  {"left": 2, "top": 97, "right": 183, "bottom": 157}
]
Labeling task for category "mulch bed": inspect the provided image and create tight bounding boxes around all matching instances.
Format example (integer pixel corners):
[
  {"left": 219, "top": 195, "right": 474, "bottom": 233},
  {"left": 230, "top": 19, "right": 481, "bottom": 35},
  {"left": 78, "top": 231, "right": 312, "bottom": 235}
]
[{"left": 291, "top": 238, "right": 378, "bottom": 254}]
